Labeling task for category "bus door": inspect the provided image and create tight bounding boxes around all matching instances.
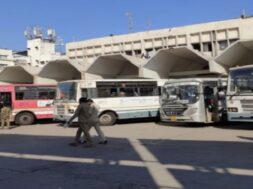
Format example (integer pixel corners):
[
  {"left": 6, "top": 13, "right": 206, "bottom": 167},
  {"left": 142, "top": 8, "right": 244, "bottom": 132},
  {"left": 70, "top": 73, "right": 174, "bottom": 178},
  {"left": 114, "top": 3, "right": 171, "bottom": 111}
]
[
  {"left": 203, "top": 85, "right": 219, "bottom": 122},
  {"left": 0, "top": 92, "right": 12, "bottom": 107}
]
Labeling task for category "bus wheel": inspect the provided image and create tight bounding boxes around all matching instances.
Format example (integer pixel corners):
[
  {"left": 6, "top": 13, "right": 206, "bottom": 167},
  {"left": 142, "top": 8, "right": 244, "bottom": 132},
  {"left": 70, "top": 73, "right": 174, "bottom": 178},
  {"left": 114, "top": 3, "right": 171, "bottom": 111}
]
[
  {"left": 15, "top": 112, "right": 35, "bottom": 125},
  {"left": 99, "top": 112, "right": 116, "bottom": 126}
]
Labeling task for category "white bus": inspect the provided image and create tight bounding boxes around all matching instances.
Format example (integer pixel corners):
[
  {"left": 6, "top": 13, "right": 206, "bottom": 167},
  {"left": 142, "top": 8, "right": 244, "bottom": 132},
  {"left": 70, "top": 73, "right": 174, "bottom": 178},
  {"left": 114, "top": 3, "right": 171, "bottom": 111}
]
[
  {"left": 54, "top": 79, "right": 166, "bottom": 125},
  {"left": 160, "top": 78, "right": 227, "bottom": 123},
  {"left": 227, "top": 65, "right": 253, "bottom": 122}
]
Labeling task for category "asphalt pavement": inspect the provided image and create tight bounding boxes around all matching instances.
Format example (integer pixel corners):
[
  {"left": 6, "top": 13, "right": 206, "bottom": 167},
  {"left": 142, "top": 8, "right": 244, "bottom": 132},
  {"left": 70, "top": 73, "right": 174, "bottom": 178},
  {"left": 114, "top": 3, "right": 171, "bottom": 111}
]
[{"left": 0, "top": 121, "right": 253, "bottom": 189}]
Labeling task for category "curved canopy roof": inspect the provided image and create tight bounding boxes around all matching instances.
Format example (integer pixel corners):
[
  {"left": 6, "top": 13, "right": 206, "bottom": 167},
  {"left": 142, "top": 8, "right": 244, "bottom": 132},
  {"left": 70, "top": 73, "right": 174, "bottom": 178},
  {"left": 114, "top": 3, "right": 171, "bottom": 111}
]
[
  {"left": 215, "top": 39, "right": 253, "bottom": 70},
  {"left": 38, "top": 59, "right": 86, "bottom": 82},
  {"left": 0, "top": 65, "right": 41, "bottom": 84},
  {"left": 140, "top": 47, "right": 226, "bottom": 78},
  {"left": 84, "top": 54, "right": 146, "bottom": 79}
]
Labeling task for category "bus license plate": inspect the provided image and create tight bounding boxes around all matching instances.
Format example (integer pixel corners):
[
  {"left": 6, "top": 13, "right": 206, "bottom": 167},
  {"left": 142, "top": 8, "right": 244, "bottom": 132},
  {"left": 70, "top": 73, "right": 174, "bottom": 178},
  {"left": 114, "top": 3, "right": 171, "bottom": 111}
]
[{"left": 170, "top": 116, "right": 177, "bottom": 121}]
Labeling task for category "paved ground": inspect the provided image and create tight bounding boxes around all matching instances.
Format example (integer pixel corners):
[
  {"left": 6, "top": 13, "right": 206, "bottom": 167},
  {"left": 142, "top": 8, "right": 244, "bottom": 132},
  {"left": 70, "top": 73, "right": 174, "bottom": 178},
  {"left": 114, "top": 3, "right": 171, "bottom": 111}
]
[{"left": 0, "top": 121, "right": 253, "bottom": 189}]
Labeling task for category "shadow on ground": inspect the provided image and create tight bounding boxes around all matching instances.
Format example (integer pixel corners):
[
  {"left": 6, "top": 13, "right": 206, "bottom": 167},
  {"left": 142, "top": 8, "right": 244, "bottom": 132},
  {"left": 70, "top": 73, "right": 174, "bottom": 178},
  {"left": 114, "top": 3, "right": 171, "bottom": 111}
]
[{"left": 0, "top": 132, "right": 253, "bottom": 189}]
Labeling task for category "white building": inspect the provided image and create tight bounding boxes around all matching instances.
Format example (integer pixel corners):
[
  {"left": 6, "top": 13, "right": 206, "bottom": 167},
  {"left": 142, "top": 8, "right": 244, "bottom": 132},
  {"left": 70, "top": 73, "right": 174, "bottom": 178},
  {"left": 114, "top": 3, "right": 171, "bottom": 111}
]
[
  {"left": 0, "top": 49, "right": 15, "bottom": 70},
  {"left": 1, "top": 27, "right": 64, "bottom": 69},
  {"left": 27, "top": 38, "right": 63, "bottom": 67},
  {"left": 25, "top": 27, "right": 63, "bottom": 67},
  {"left": 66, "top": 16, "right": 253, "bottom": 64}
]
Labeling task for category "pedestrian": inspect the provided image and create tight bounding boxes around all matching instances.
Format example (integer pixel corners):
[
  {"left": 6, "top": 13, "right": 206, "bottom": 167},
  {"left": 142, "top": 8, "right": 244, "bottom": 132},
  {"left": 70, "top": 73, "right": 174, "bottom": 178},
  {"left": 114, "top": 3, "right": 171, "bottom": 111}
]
[
  {"left": 0, "top": 102, "right": 12, "bottom": 129},
  {"left": 87, "top": 99, "right": 107, "bottom": 144},
  {"left": 67, "top": 97, "right": 94, "bottom": 148},
  {"left": 75, "top": 99, "right": 108, "bottom": 144}
]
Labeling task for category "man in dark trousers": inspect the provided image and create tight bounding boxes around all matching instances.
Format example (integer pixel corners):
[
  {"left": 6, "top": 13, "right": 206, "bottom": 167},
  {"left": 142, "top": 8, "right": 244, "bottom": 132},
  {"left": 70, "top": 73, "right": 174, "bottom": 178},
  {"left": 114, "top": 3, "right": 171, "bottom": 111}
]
[{"left": 73, "top": 99, "right": 108, "bottom": 144}]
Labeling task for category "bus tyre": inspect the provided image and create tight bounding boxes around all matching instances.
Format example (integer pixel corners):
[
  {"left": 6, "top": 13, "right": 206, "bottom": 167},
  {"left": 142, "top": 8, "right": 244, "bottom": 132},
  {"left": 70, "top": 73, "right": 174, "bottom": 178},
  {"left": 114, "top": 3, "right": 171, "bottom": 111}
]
[
  {"left": 15, "top": 112, "right": 35, "bottom": 125},
  {"left": 99, "top": 112, "right": 116, "bottom": 126}
]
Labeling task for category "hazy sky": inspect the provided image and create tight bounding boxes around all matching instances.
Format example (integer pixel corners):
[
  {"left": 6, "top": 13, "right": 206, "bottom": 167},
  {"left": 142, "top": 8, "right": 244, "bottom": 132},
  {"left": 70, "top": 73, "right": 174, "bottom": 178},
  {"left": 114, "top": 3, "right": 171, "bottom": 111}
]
[{"left": 1, "top": 0, "right": 253, "bottom": 51}]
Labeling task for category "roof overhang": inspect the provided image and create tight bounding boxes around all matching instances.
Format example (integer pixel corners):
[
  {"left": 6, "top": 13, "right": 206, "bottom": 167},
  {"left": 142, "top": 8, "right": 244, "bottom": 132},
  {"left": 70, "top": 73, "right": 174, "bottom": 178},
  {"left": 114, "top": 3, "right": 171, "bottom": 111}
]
[
  {"left": 84, "top": 54, "right": 146, "bottom": 79},
  {"left": 215, "top": 39, "right": 253, "bottom": 71},
  {"left": 140, "top": 47, "right": 226, "bottom": 78},
  {"left": 0, "top": 66, "right": 41, "bottom": 84},
  {"left": 38, "top": 59, "right": 85, "bottom": 82}
]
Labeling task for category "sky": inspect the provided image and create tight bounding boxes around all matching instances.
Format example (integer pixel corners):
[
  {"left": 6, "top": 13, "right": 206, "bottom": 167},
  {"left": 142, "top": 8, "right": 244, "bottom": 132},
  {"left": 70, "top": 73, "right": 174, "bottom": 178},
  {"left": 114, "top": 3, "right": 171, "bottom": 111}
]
[{"left": 0, "top": 0, "right": 253, "bottom": 51}]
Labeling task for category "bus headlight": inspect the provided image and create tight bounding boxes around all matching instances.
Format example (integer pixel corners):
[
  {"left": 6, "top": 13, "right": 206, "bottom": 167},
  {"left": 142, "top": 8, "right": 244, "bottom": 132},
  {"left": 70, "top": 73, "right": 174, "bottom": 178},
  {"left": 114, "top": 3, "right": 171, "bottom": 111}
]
[
  {"left": 68, "top": 109, "right": 75, "bottom": 114},
  {"left": 227, "top": 107, "right": 238, "bottom": 112}
]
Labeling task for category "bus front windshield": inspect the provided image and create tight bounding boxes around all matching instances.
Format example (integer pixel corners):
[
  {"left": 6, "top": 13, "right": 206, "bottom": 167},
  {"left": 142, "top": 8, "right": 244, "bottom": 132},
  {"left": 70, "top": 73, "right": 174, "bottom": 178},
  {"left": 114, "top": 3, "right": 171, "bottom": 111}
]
[
  {"left": 229, "top": 68, "right": 253, "bottom": 93},
  {"left": 162, "top": 84, "right": 199, "bottom": 104},
  {"left": 57, "top": 82, "right": 77, "bottom": 102}
]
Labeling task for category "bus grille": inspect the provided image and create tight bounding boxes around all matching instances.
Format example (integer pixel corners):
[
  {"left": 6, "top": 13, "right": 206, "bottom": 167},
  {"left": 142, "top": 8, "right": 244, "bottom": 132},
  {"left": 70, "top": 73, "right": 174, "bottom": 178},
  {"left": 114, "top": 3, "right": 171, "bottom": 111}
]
[
  {"left": 241, "top": 100, "right": 253, "bottom": 112},
  {"left": 162, "top": 107, "right": 186, "bottom": 116},
  {"left": 57, "top": 105, "right": 65, "bottom": 115}
]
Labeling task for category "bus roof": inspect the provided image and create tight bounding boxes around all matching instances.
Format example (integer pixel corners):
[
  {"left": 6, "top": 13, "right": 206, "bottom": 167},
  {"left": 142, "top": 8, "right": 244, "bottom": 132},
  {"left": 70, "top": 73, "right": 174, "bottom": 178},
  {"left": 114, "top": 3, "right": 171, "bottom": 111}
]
[
  {"left": 229, "top": 64, "right": 253, "bottom": 71},
  {"left": 0, "top": 83, "right": 55, "bottom": 87},
  {"left": 58, "top": 79, "right": 167, "bottom": 88},
  {"left": 165, "top": 77, "right": 226, "bottom": 84},
  {"left": 58, "top": 79, "right": 167, "bottom": 83}
]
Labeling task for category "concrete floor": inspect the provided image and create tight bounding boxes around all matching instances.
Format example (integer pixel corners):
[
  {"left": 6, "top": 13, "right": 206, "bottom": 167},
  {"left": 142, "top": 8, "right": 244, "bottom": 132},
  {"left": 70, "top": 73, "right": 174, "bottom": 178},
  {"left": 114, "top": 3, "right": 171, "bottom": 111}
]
[{"left": 0, "top": 121, "right": 253, "bottom": 189}]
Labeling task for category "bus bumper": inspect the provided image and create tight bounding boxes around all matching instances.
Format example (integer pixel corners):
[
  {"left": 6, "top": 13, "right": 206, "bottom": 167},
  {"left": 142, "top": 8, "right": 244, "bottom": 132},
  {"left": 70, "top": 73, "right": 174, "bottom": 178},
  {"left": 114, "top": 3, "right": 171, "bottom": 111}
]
[
  {"left": 228, "top": 112, "right": 253, "bottom": 122},
  {"left": 53, "top": 114, "right": 78, "bottom": 122}
]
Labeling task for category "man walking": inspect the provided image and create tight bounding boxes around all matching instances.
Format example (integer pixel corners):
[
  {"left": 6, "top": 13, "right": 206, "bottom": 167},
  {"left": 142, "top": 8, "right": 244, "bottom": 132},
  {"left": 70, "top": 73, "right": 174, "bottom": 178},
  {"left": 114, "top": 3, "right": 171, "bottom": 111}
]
[
  {"left": 87, "top": 99, "right": 107, "bottom": 144},
  {"left": 74, "top": 99, "right": 108, "bottom": 144},
  {"left": 67, "top": 97, "right": 94, "bottom": 147}
]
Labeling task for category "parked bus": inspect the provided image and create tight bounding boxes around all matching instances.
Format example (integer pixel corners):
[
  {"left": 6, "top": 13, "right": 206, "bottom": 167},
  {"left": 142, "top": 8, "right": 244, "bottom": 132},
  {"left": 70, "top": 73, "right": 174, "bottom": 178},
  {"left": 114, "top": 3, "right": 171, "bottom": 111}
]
[
  {"left": 0, "top": 84, "right": 56, "bottom": 125},
  {"left": 54, "top": 79, "right": 166, "bottom": 125},
  {"left": 160, "top": 78, "right": 227, "bottom": 123},
  {"left": 227, "top": 65, "right": 253, "bottom": 122}
]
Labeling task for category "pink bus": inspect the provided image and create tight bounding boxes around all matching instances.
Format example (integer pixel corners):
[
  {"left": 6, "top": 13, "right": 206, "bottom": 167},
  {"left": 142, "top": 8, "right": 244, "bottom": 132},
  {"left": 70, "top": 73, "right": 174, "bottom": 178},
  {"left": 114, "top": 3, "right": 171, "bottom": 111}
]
[{"left": 0, "top": 84, "right": 56, "bottom": 125}]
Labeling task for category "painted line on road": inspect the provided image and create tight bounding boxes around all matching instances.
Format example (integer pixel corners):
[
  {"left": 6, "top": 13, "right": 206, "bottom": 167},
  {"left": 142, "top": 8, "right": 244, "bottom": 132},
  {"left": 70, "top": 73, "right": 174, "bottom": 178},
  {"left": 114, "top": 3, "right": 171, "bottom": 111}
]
[
  {"left": 0, "top": 151, "right": 253, "bottom": 178},
  {"left": 129, "top": 138, "right": 183, "bottom": 189}
]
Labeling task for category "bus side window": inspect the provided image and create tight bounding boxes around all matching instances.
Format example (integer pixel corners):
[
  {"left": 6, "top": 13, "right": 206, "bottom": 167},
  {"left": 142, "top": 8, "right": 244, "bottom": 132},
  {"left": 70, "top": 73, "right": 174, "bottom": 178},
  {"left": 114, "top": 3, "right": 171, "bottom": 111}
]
[
  {"left": 157, "top": 87, "right": 161, "bottom": 96},
  {"left": 134, "top": 88, "right": 139, "bottom": 96},
  {"left": 48, "top": 91, "right": 56, "bottom": 99},
  {"left": 81, "top": 89, "right": 88, "bottom": 98},
  {"left": 110, "top": 88, "right": 117, "bottom": 97},
  {"left": 140, "top": 87, "right": 157, "bottom": 96},
  {"left": 38, "top": 92, "right": 48, "bottom": 99},
  {"left": 16, "top": 92, "right": 24, "bottom": 100},
  {"left": 122, "top": 88, "right": 135, "bottom": 97}
]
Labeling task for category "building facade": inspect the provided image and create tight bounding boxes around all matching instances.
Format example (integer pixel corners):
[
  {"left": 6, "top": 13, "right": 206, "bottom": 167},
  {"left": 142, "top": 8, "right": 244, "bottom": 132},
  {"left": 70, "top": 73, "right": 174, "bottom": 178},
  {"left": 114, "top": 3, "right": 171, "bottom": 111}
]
[
  {"left": 0, "top": 49, "right": 15, "bottom": 70},
  {"left": 27, "top": 37, "right": 62, "bottom": 67},
  {"left": 66, "top": 17, "right": 253, "bottom": 64}
]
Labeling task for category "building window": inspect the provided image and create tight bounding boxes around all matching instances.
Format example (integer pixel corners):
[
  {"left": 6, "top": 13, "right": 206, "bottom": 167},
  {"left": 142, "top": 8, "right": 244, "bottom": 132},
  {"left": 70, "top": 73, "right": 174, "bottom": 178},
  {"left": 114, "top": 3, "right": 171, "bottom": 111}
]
[
  {"left": 155, "top": 47, "right": 162, "bottom": 51},
  {"left": 203, "top": 42, "right": 212, "bottom": 52},
  {"left": 218, "top": 40, "right": 228, "bottom": 50},
  {"left": 192, "top": 43, "right": 201, "bottom": 51},
  {"left": 229, "top": 39, "right": 238, "bottom": 45},
  {"left": 125, "top": 50, "right": 132, "bottom": 56},
  {"left": 0, "top": 55, "right": 8, "bottom": 60},
  {"left": 134, "top": 49, "right": 141, "bottom": 55}
]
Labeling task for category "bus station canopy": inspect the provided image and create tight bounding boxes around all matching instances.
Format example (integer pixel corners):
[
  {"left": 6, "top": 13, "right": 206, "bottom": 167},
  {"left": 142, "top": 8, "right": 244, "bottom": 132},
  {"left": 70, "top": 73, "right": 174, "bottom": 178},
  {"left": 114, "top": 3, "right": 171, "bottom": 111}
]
[
  {"left": 0, "top": 65, "right": 41, "bottom": 84},
  {"left": 215, "top": 39, "right": 253, "bottom": 71},
  {"left": 84, "top": 54, "right": 146, "bottom": 79},
  {"left": 140, "top": 47, "right": 226, "bottom": 78},
  {"left": 38, "top": 59, "right": 86, "bottom": 82}
]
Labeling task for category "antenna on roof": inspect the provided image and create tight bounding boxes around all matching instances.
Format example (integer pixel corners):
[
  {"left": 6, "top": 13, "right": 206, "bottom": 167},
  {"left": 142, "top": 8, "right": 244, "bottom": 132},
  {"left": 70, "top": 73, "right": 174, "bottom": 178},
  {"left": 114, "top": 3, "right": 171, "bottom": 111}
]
[
  {"left": 125, "top": 12, "right": 133, "bottom": 33},
  {"left": 241, "top": 9, "right": 246, "bottom": 18},
  {"left": 47, "top": 28, "right": 56, "bottom": 42}
]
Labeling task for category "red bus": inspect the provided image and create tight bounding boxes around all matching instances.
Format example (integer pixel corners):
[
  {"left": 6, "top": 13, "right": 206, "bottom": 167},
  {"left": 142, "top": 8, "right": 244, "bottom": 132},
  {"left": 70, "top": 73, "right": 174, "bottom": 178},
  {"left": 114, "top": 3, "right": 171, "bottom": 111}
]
[{"left": 0, "top": 84, "right": 56, "bottom": 125}]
